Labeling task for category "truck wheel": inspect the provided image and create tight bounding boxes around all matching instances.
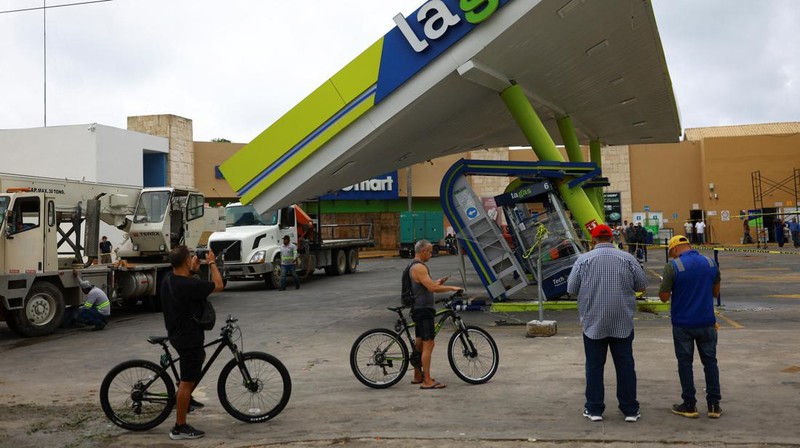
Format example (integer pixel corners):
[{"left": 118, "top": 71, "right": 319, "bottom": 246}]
[
  {"left": 264, "top": 257, "right": 281, "bottom": 289},
  {"left": 327, "top": 250, "right": 347, "bottom": 276},
  {"left": 10, "top": 282, "right": 65, "bottom": 337},
  {"left": 345, "top": 249, "right": 359, "bottom": 274}
]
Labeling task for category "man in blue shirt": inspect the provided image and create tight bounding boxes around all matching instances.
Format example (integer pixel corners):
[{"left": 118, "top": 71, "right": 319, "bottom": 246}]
[
  {"left": 659, "top": 235, "right": 722, "bottom": 419},
  {"left": 789, "top": 218, "right": 800, "bottom": 248},
  {"left": 567, "top": 225, "right": 648, "bottom": 422}
]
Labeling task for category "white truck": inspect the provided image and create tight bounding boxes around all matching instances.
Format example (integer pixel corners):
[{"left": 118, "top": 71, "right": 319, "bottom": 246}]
[
  {"left": 207, "top": 202, "right": 374, "bottom": 289},
  {"left": 0, "top": 173, "right": 223, "bottom": 337}
]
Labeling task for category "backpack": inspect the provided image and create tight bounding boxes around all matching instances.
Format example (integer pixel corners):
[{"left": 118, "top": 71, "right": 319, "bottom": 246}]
[{"left": 400, "top": 260, "right": 421, "bottom": 307}]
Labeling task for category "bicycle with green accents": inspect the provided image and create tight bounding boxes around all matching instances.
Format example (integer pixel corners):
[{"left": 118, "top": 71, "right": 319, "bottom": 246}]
[
  {"left": 99, "top": 315, "right": 291, "bottom": 430},
  {"left": 350, "top": 292, "right": 499, "bottom": 388}
]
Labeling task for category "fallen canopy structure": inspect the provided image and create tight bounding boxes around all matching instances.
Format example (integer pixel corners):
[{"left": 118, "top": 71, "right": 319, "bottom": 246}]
[{"left": 220, "top": 0, "right": 681, "bottom": 237}]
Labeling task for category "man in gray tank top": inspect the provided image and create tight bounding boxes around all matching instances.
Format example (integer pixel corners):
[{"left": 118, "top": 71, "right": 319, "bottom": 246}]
[{"left": 410, "top": 239, "right": 463, "bottom": 390}]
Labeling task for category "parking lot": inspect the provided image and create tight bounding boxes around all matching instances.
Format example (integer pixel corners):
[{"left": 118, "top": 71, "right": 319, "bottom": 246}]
[{"left": 1, "top": 249, "right": 799, "bottom": 447}]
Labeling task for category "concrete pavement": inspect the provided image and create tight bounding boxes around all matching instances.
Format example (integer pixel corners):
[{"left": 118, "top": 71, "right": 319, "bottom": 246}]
[{"left": 0, "top": 251, "right": 799, "bottom": 447}]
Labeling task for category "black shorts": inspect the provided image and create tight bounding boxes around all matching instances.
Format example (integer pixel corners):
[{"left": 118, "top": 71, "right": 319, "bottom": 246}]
[
  {"left": 412, "top": 308, "right": 436, "bottom": 341},
  {"left": 177, "top": 347, "right": 206, "bottom": 383}
]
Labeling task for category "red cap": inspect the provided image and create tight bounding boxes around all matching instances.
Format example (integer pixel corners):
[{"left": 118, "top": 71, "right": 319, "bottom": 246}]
[{"left": 591, "top": 224, "right": 614, "bottom": 238}]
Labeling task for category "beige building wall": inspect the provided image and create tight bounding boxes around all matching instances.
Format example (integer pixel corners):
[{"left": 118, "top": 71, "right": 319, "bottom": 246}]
[
  {"left": 128, "top": 114, "right": 195, "bottom": 189},
  {"left": 627, "top": 132, "right": 800, "bottom": 244},
  {"left": 397, "top": 153, "right": 466, "bottom": 197},
  {"left": 601, "top": 145, "right": 633, "bottom": 223},
  {"left": 193, "top": 141, "right": 244, "bottom": 203},
  {"left": 469, "top": 147, "right": 512, "bottom": 198},
  {"left": 698, "top": 135, "right": 799, "bottom": 243},
  {"left": 629, "top": 140, "right": 703, "bottom": 237}
]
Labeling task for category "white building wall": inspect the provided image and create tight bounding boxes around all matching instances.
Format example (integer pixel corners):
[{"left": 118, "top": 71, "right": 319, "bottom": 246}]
[
  {"left": 0, "top": 124, "right": 168, "bottom": 186},
  {"left": 0, "top": 125, "right": 98, "bottom": 179},
  {"left": 94, "top": 124, "right": 168, "bottom": 186}
]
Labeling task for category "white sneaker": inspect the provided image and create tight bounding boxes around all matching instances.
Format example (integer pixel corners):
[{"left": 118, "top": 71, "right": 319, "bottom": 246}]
[
  {"left": 583, "top": 409, "right": 603, "bottom": 421},
  {"left": 625, "top": 412, "right": 641, "bottom": 422}
]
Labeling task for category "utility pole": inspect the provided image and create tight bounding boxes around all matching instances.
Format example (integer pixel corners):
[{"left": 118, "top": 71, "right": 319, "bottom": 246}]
[
  {"left": 406, "top": 165, "right": 413, "bottom": 212},
  {"left": 0, "top": 0, "right": 114, "bottom": 127}
]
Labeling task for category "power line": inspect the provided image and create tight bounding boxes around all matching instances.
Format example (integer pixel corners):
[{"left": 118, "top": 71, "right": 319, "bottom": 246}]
[{"left": 0, "top": 0, "right": 113, "bottom": 15}]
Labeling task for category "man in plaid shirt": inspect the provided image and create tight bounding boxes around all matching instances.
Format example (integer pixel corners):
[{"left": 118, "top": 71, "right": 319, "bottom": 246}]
[{"left": 567, "top": 224, "right": 648, "bottom": 422}]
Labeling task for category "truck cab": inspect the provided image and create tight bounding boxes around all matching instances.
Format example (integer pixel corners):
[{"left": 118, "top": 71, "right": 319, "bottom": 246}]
[
  {"left": 121, "top": 188, "right": 209, "bottom": 259},
  {"left": 208, "top": 203, "right": 298, "bottom": 289}
]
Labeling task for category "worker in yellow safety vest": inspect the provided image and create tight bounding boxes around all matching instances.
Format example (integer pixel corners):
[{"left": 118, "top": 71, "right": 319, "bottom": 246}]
[
  {"left": 279, "top": 235, "right": 300, "bottom": 290},
  {"left": 75, "top": 278, "right": 111, "bottom": 331}
]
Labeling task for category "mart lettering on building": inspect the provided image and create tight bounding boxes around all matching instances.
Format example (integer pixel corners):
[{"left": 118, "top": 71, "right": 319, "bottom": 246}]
[{"left": 320, "top": 172, "right": 399, "bottom": 200}]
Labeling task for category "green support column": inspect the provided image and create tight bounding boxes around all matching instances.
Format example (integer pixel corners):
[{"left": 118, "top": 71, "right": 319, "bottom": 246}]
[
  {"left": 501, "top": 84, "right": 604, "bottom": 239},
  {"left": 557, "top": 116, "right": 584, "bottom": 162},
  {"left": 589, "top": 140, "right": 604, "bottom": 217}
]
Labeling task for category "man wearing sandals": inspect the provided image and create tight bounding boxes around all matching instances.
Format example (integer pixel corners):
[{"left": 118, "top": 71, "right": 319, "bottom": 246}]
[
  {"left": 161, "top": 246, "right": 224, "bottom": 439},
  {"left": 409, "top": 239, "right": 463, "bottom": 390}
]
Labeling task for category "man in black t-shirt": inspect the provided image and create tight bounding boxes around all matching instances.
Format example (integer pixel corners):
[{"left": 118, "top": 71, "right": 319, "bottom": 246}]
[
  {"left": 99, "top": 236, "right": 112, "bottom": 264},
  {"left": 161, "top": 245, "right": 224, "bottom": 440}
]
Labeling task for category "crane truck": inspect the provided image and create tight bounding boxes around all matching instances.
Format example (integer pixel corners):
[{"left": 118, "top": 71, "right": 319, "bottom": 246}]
[
  {"left": 207, "top": 202, "right": 374, "bottom": 289},
  {"left": 0, "top": 173, "right": 223, "bottom": 337}
]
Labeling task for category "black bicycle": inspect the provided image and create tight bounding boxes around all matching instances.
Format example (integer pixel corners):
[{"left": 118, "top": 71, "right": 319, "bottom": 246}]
[
  {"left": 99, "top": 315, "right": 291, "bottom": 430},
  {"left": 350, "top": 293, "right": 499, "bottom": 388}
]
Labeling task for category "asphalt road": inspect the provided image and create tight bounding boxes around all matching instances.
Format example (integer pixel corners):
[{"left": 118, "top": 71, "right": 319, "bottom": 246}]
[{"left": 0, "top": 250, "right": 799, "bottom": 447}]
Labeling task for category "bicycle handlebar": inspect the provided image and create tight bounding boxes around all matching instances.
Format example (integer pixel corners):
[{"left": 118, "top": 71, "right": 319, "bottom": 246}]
[{"left": 435, "top": 290, "right": 466, "bottom": 304}]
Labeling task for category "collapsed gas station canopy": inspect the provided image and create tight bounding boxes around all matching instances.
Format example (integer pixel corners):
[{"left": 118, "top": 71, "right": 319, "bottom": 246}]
[{"left": 221, "top": 0, "right": 681, "bottom": 214}]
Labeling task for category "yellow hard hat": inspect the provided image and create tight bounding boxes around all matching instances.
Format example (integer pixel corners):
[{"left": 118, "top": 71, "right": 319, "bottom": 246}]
[{"left": 668, "top": 235, "right": 691, "bottom": 251}]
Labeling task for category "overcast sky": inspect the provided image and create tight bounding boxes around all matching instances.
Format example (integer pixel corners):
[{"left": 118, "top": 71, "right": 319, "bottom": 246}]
[{"left": 1, "top": 0, "right": 798, "bottom": 143}]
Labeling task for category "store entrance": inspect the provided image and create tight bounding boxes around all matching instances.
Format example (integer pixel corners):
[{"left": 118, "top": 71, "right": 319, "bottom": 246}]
[{"left": 689, "top": 209, "right": 704, "bottom": 244}]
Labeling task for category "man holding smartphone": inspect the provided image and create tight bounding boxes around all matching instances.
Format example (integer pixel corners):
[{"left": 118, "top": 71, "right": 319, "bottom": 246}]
[
  {"left": 161, "top": 246, "right": 224, "bottom": 439},
  {"left": 408, "top": 239, "right": 463, "bottom": 390}
]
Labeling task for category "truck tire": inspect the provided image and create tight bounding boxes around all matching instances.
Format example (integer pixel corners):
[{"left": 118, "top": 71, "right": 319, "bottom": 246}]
[
  {"left": 326, "top": 250, "right": 347, "bottom": 276},
  {"left": 345, "top": 248, "right": 359, "bottom": 274},
  {"left": 10, "top": 282, "right": 65, "bottom": 337},
  {"left": 264, "top": 256, "right": 281, "bottom": 289}
]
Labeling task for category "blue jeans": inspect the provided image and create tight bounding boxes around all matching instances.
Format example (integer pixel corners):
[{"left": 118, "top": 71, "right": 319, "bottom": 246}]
[
  {"left": 583, "top": 331, "right": 638, "bottom": 416},
  {"left": 672, "top": 326, "right": 721, "bottom": 406},
  {"left": 280, "top": 264, "right": 300, "bottom": 289},
  {"left": 77, "top": 308, "right": 107, "bottom": 327},
  {"left": 696, "top": 233, "right": 705, "bottom": 244}
]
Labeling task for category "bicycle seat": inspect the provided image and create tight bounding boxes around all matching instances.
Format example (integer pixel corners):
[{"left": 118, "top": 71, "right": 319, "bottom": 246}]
[
  {"left": 147, "top": 336, "right": 170, "bottom": 345},
  {"left": 387, "top": 306, "right": 407, "bottom": 312}
]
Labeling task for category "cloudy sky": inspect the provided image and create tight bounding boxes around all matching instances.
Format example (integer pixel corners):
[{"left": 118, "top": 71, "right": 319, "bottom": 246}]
[{"left": 1, "top": 0, "right": 798, "bottom": 143}]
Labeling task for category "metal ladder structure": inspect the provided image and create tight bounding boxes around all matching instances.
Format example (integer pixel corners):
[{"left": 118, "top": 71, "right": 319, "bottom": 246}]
[{"left": 751, "top": 169, "right": 800, "bottom": 248}]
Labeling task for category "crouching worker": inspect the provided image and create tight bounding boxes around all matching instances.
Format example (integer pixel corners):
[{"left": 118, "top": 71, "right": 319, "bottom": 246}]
[{"left": 76, "top": 279, "right": 111, "bottom": 331}]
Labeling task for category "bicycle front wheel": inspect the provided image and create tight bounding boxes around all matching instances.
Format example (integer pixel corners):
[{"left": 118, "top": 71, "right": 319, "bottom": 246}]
[
  {"left": 350, "top": 328, "right": 409, "bottom": 389},
  {"left": 217, "top": 352, "right": 292, "bottom": 423},
  {"left": 448, "top": 326, "right": 499, "bottom": 384},
  {"left": 99, "top": 359, "right": 175, "bottom": 431}
]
